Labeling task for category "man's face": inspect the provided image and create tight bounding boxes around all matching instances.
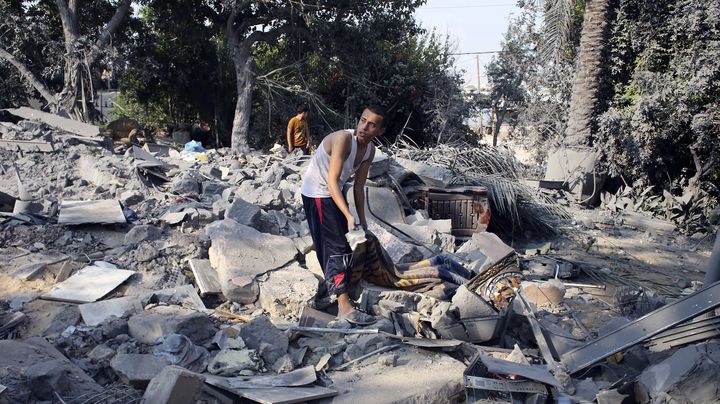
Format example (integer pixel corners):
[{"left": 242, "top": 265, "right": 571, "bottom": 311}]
[{"left": 356, "top": 109, "right": 385, "bottom": 144}]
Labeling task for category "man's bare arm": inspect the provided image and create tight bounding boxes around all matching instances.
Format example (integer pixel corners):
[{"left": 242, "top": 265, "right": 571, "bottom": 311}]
[
  {"left": 326, "top": 131, "right": 355, "bottom": 230},
  {"left": 353, "top": 146, "right": 375, "bottom": 228},
  {"left": 286, "top": 121, "right": 294, "bottom": 153}
]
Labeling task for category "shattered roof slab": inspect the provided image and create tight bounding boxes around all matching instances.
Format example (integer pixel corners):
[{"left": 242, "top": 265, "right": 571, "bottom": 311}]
[
  {"left": 58, "top": 199, "right": 126, "bottom": 225},
  {"left": 6, "top": 107, "right": 100, "bottom": 137},
  {"left": 41, "top": 265, "right": 135, "bottom": 303}
]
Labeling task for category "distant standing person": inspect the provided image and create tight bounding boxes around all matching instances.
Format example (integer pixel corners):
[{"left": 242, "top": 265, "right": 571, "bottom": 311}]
[
  {"left": 300, "top": 105, "right": 386, "bottom": 323},
  {"left": 101, "top": 64, "right": 113, "bottom": 90},
  {"left": 287, "top": 104, "right": 311, "bottom": 154}
]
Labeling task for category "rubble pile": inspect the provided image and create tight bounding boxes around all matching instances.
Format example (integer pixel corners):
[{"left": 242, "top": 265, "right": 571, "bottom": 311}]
[{"left": 0, "top": 109, "right": 718, "bottom": 403}]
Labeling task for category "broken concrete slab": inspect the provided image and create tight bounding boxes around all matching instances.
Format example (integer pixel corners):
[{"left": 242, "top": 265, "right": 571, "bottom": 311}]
[
  {"left": 78, "top": 295, "right": 142, "bottom": 327},
  {"left": 0, "top": 138, "right": 54, "bottom": 152},
  {"left": 7, "top": 107, "right": 100, "bottom": 137},
  {"left": 110, "top": 353, "right": 171, "bottom": 388},
  {"left": 0, "top": 338, "right": 103, "bottom": 402},
  {"left": 207, "top": 349, "right": 262, "bottom": 375},
  {"left": 324, "top": 346, "right": 465, "bottom": 403},
  {"left": 57, "top": 199, "right": 126, "bottom": 225},
  {"left": 239, "top": 316, "right": 289, "bottom": 366},
  {"left": 124, "top": 224, "right": 162, "bottom": 245},
  {"left": 456, "top": 232, "right": 515, "bottom": 273},
  {"left": 257, "top": 264, "right": 319, "bottom": 322},
  {"left": 141, "top": 365, "right": 205, "bottom": 404},
  {"left": 367, "top": 220, "right": 423, "bottom": 263},
  {"left": 206, "top": 219, "right": 297, "bottom": 303},
  {"left": 450, "top": 285, "right": 497, "bottom": 319},
  {"left": 128, "top": 305, "right": 216, "bottom": 345},
  {"left": 394, "top": 157, "right": 453, "bottom": 188},
  {"left": 189, "top": 258, "right": 222, "bottom": 296},
  {"left": 41, "top": 265, "right": 135, "bottom": 303},
  {"left": 225, "top": 197, "right": 262, "bottom": 228}
]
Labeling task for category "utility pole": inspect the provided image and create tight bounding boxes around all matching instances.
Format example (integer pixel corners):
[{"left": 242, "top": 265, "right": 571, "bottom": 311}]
[{"left": 476, "top": 55, "right": 481, "bottom": 90}]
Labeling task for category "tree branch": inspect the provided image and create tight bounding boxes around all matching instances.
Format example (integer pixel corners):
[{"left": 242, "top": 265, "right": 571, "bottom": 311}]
[
  {"left": 241, "top": 24, "right": 301, "bottom": 54},
  {"left": 68, "top": 0, "right": 77, "bottom": 17},
  {"left": 88, "top": 0, "right": 132, "bottom": 63},
  {"left": 0, "top": 46, "right": 55, "bottom": 104},
  {"left": 54, "top": 0, "right": 79, "bottom": 51}
]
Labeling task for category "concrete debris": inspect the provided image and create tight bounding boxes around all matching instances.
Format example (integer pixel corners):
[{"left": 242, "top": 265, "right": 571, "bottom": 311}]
[
  {"left": 141, "top": 365, "right": 206, "bottom": 404},
  {"left": 257, "top": 264, "right": 319, "bottom": 322},
  {"left": 128, "top": 305, "right": 216, "bottom": 345},
  {"left": 207, "top": 219, "right": 297, "bottom": 303},
  {"left": 110, "top": 353, "right": 171, "bottom": 387},
  {"left": 637, "top": 344, "right": 720, "bottom": 403},
  {"left": 1, "top": 110, "right": 717, "bottom": 403}
]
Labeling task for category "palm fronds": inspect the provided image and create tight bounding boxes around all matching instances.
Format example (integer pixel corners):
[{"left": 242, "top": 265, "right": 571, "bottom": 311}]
[{"left": 390, "top": 141, "right": 569, "bottom": 237}]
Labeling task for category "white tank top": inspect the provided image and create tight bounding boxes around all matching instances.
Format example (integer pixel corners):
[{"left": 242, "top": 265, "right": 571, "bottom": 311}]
[{"left": 301, "top": 130, "right": 373, "bottom": 198}]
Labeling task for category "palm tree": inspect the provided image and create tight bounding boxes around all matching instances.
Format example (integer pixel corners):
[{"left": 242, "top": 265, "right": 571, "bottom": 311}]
[
  {"left": 561, "top": 0, "right": 613, "bottom": 147},
  {"left": 539, "top": 0, "right": 614, "bottom": 200}
]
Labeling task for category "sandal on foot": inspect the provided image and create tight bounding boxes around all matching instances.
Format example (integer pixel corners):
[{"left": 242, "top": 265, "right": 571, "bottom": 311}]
[{"left": 343, "top": 310, "right": 377, "bottom": 326}]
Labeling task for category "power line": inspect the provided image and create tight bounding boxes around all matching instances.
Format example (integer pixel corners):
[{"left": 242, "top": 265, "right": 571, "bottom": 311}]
[
  {"left": 423, "top": 4, "right": 516, "bottom": 9},
  {"left": 450, "top": 51, "right": 504, "bottom": 55}
]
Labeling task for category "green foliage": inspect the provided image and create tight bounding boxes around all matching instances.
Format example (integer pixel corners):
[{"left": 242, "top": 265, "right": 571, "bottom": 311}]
[
  {"left": 491, "top": 3, "right": 577, "bottom": 158},
  {"left": 0, "top": 0, "right": 137, "bottom": 103},
  {"left": 595, "top": 0, "right": 720, "bottom": 193},
  {"left": 602, "top": 181, "right": 718, "bottom": 233},
  {"left": 116, "top": 0, "right": 231, "bottom": 133},
  {"left": 247, "top": 2, "right": 473, "bottom": 150}
]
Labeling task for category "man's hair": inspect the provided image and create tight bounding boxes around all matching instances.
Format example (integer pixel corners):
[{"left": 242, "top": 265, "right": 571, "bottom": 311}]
[
  {"left": 365, "top": 104, "right": 387, "bottom": 127},
  {"left": 296, "top": 104, "right": 309, "bottom": 114}
]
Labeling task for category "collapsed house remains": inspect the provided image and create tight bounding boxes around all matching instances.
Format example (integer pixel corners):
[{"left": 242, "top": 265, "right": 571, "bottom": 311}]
[{"left": 0, "top": 108, "right": 718, "bottom": 403}]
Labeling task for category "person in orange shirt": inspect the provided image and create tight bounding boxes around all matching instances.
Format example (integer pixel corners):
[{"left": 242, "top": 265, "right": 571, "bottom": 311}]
[{"left": 286, "top": 104, "right": 311, "bottom": 154}]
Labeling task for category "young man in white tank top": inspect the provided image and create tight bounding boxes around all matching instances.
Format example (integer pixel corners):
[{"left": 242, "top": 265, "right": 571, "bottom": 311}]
[{"left": 300, "top": 105, "right": 386, "bottom": 322}]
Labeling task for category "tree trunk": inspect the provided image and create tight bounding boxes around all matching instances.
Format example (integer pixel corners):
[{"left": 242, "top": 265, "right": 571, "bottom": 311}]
[
  {"left": 54, "top": 49, "right": 92, "bottom": 120},
  {"left": 563, "top": 0, "right": 613, "bottom": 147},
  {"left": 230, "top": 55, "right": 254, "bottom": 153}
]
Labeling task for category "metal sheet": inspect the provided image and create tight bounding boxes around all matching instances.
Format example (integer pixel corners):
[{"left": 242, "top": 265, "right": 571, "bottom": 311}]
[
  {"left": 561, "top": 280, "right": 720, "bottom": 373},
  {"left": 464, "top": 376, "right": 547, "bottom": 394}
]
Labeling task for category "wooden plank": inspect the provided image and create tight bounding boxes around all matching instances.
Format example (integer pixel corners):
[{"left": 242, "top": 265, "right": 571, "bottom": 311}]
[
  {"left": 189, "top": 259, "right": 222, "bottom": 296},
  {"left": 41, "top": 266, "right": 135, "bottom": 303},
  {"left": 0, "top": 139, "right": 54, "bottom": 152},
  {"left": 58, "top": 200, "right": 126, "bottom": 225}
]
